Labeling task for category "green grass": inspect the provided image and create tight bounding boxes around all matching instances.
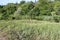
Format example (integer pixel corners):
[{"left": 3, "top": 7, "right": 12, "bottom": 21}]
[{"left": 0, "top": 20, "right": 60, "bottom": 40}]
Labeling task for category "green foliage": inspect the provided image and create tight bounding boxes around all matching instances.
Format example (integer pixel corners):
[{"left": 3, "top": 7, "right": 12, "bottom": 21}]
[
  {"left": 54, "top": 2, "right": 60, "bottom": 15},
  {"left": 29, "top": 7, "right": 40, "bottom": 18},
  {"left": 19, "top": 0, "right": 26, "bottom": 5},
  {"left": 0, "top": 5, "right": 3, "bottom": 13},
  {"left": 3, "top": 3, "right": 17, "bottom": 14},
  {"left": 20, "top": 1, "right": 34, "bottom": 15},
  {"left": 53, "top": 15, "right": 60, "bottom": 22},
  {"left": 0, "top": 3, "right": 17, "bottom": 20},
  {"left": 0, "top": 0, "right": 60, "bottom": 22},
  {"left": 38, "top": 0, "right": 52, "bottom": 15},
  {"left": 34, "top": 16, "right": 44, "bottom": 20}
]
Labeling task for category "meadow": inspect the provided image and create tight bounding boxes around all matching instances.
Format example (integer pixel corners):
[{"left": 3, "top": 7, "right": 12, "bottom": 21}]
[
  {"left": 0, "top": 20, "right": 60, "bottom": 40},
  {"left": 0, "top": 0, "right": 60, "bottom": 40}
]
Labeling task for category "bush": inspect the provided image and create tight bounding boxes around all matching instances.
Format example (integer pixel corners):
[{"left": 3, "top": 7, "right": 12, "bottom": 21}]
[
  {"left": 53, "top": 15, "right": 60, "bottom": 22},
  {"left": 34, "top": 16, "right": 44, "bottom": 20},
  {"left": 43, "top": 16, "right": 53, "bottom": 21},
  {"left": 34, "top": 16, "right": 53, "bottom": 21}
]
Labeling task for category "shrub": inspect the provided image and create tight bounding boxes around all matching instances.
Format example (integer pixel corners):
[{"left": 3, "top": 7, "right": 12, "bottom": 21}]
[
  {"left": 34, "top": 16, "right": 44, "bottom": 20},
  {"left": 43, "top": 16, "right": 53, "bottom": 21},
  {"left": 53, "top": 15, "right": 60, "bottom": 22}
]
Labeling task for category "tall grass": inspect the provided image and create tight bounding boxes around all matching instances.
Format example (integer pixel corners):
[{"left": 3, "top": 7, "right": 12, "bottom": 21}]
[{"left": 0, "top": 20, "right": 60, "bottom": 40}]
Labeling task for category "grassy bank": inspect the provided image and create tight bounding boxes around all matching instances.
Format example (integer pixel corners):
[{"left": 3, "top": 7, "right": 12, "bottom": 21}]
[{"left": 0, "top": 20, "right": 60, "bottom": 40}]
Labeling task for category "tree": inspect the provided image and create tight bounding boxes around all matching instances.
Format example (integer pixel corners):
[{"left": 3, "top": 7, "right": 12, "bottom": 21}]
[
  {"left": 53, "top": 1, "right": 60, "bottom": 15},
  {"left": 19, "top": 1, "right": 34, "bottom": 15},
  {"left": 19, "top": 0, "right": 26, "bottom": 5},
  {"left": 55, "top": 0, "right": 60, "bottom": 1},
  {"left": 38, "top": 0, "right": 51, "bottom": 15},
  {"left": 1, "top": 3, "right": 17, "bottom": 20}
]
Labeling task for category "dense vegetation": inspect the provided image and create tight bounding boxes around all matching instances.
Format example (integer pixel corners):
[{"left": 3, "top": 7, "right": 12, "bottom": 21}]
[
  {"left": 0, "top": 0, "right": 60, "bottom": 22},
  {"left": 0, "top": 0, "right": 60, "bottom": 40},
  {"left": 0, "top": 20, "right": 60, "bottom": 40}
]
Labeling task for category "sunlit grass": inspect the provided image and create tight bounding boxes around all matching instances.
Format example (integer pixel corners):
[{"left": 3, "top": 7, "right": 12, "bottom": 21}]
[{"left": 0, "top": 20, "right": 60, "bottom": 40}]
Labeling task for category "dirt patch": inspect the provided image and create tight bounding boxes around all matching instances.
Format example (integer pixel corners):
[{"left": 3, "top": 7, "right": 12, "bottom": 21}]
[{"left": 0, "top": 32, "right": 8, "bottom": 40}]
